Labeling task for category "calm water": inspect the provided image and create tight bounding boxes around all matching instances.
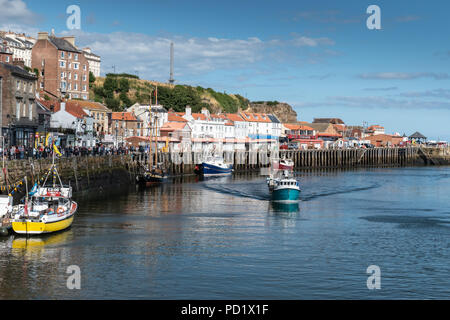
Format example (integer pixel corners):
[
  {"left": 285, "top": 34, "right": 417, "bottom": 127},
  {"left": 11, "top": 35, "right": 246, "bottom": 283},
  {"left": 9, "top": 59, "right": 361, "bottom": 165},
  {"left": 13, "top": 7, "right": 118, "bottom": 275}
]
[{"left": 0, "top": 167, "right": 449, "bottom": 299}]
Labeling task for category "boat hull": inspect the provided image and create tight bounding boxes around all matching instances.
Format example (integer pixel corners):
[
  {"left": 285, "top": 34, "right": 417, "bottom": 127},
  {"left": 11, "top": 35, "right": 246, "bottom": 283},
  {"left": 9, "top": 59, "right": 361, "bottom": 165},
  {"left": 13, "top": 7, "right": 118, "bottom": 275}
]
[
  {"left": 271, "top": 188, "right": 300, "bottom": 202},
  {"left": 12, "top": 202, "right": 77, "bottom": 235},
  {"left": 200, "top": 163, "right": 233, "bottom": 177}
]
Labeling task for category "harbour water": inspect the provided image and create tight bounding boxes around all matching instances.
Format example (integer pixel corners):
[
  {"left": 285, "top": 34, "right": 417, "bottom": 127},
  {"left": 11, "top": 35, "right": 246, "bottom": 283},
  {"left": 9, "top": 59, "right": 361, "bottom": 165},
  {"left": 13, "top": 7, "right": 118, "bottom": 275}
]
[{"left": 0, "top": 166, "right": 449, "bottom": 299}]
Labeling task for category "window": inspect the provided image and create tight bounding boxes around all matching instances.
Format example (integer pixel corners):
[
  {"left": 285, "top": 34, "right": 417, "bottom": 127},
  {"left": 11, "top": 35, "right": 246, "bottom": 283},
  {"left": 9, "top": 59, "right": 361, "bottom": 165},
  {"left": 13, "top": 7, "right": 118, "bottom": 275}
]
[
  {"left": 28, "top": 102, "right": 33, "bottom": 120},
  {"left": 61, "top": 51, "right": 64, "bottom": 58},
  {"left": 16, "top": 80, "right": 20, "bottom": 90},
  {"left": 74, "top": 54, "right": 78, "bottom": 60},
  {"left": 29, "top": 83, "right": 33, "bottom": 93},
  {"left": 74, "top": 73, "right": 78, "bottom": 80},
  {"left": 40, "top": 82, "right": 44, "bottom": 89},
  {"left": 83, "top": 74, "right": 86, "bottom": 81},
  {"left": 16, "top": 100, "right": 20, "bottom": 120},
  {"left": 60, "top": 61, "right": 65, "bottom": 67},
  {"left": 83, "top": 65, "right": 87, "bottom": 71},
  {"left": 5, "top": 56, "right": 9, "bottom": 62},
  {"left": 68, "top": 72, "right": 71, "bottom": 80},
  {"left": 74, "top": 83, "right": 78, "bottom": 90},
  {"left": 61, "top": 81, "right": 66, "bottom": 90},
  {"left": 83, "top": 85, "right": 87, "bottom": 91},
  {"left": 61, "top": 72, "right": 64, "bottom": 79},
  {"left": 73, "top": 63, "right": 79, "bottom": 70},
  {"left": 68, "top": 53, "right": 72, "bottom": 59}
]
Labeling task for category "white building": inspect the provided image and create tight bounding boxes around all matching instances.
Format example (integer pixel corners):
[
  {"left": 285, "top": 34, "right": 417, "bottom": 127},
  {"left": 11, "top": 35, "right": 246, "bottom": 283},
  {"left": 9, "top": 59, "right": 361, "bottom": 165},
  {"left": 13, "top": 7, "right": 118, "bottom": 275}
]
[
  {"left": 50, "top": 101, "right": 95, "bottom": 147},
  {"left": 0, "top": 32, "right": 35, "bottom": 67},
  {"left": 82, "top": 47, "right": 101, "bottom": 77},
  {"left": 127, "top": 103, "right": 168, "bottom": 137}
]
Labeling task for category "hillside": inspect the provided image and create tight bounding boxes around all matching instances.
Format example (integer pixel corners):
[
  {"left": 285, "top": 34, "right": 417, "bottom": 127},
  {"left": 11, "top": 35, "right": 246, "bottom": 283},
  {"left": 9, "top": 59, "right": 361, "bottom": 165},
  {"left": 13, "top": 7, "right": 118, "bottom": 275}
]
[{"left": 89, "top": 73, "right": 297, "bottom": 122}]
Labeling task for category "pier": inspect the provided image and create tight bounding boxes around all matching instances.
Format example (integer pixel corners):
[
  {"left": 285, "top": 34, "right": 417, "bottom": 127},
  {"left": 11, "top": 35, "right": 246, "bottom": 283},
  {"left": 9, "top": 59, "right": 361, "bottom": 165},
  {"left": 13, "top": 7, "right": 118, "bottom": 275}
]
[{"left": 1, "top": 147, "right": 449, "bottom": 199}]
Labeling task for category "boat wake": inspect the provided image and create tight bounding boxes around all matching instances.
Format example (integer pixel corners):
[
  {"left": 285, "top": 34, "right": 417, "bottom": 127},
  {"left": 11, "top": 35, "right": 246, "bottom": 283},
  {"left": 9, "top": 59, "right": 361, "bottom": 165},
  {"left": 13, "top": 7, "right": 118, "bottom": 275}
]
[{"left": 202, "top": 179, "right": 381, "bottom": 203}]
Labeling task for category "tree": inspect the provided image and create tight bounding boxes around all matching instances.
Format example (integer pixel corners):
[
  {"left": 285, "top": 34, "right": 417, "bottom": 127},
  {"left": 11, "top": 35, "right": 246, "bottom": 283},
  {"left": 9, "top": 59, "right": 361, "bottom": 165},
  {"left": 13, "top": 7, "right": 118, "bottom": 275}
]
[{"left": 89, "top": 71, "right": 96, "bottom": 87}]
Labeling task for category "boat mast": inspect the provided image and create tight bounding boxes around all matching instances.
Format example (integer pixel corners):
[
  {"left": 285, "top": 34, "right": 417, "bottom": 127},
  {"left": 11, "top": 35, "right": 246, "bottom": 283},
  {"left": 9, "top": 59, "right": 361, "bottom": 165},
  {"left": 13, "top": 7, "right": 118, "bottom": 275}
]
[{"left": 148, "top": 97, "right": 153, "bottom": 171}]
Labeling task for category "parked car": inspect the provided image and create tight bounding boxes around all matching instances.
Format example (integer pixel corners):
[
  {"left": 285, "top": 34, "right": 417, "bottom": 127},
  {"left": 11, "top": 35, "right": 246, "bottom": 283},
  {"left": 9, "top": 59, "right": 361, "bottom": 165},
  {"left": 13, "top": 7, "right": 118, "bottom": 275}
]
[
  {"left": 288, "top": 143, "right": 299, "bottom": 150},
  {"left": 361, "top": 143, "right": 375, "bottom": 148},
  {"left": 280, "top": 144, "right": 288, "bottom": 150}
]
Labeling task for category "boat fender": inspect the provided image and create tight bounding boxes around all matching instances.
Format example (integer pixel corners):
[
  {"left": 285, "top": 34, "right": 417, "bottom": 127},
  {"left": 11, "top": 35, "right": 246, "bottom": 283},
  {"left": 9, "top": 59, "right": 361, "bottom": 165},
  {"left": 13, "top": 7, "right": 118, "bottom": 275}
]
[
  {"left": 0, "top": 227, "right": 9, "bottom": 237},
  {"left": 57, "top": 207, "right": 65, "bottom": 216}
]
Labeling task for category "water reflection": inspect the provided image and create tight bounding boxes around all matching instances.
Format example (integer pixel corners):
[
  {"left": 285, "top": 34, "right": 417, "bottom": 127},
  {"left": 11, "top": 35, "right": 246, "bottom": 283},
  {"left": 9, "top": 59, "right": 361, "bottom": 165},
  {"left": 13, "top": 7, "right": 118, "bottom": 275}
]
[{"left": 270, "top": 201, "right": 300, "bottom": 213}]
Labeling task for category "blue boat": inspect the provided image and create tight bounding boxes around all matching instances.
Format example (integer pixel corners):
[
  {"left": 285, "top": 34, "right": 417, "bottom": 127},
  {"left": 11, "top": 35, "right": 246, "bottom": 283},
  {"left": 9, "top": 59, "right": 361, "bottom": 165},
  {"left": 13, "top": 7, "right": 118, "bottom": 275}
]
[
  {"left": 267, "top": 171, "right": 301, "bottom": 202},
  {"left": 195, "top": 156, "right": 233, "bottom": 177}
]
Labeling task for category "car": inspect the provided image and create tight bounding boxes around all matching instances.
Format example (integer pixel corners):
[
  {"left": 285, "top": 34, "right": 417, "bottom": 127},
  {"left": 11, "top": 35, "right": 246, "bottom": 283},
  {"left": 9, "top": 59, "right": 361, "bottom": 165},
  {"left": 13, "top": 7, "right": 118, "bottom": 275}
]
[{"left": 288, "top": 143, "right": 299, "bottom": 150}]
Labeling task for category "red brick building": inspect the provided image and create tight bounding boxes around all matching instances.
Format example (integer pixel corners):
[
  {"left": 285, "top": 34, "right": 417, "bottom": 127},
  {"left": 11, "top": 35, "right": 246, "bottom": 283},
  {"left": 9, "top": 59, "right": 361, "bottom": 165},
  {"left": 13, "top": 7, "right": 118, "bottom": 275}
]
[
  {"left": 0, "top": 41, "right": 13, "bottom": 64},
  {"left": 32, "top": 32, "right": 89, "bottom": 100}
]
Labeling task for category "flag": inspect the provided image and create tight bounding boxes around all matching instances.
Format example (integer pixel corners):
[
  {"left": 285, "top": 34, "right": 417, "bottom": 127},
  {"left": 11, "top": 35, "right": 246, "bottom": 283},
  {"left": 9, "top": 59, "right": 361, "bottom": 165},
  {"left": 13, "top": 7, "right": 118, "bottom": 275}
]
[
  {"left": 53, "top": 144, "right": 62, "bottom": 157},
  {"left": 29, "top": 183, "right": 38, "bottom": 196},
  {"left": 24, "top": 200, "right": 28, "bottom": 217}
]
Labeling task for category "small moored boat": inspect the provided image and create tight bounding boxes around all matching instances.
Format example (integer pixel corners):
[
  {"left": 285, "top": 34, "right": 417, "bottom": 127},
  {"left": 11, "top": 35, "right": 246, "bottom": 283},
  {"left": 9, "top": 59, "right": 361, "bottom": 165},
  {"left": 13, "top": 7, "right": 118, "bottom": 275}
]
[
  {"left": 195, "top": 156, "right": 233, "bottom": 177},
  {"left": 11, "top": 146, "right": 77, "bottom": 235}
]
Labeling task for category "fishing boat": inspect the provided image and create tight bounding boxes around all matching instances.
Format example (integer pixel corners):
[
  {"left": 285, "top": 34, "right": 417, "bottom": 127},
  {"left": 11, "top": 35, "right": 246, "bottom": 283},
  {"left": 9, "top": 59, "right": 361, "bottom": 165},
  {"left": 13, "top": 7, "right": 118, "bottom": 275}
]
[
  {"left": 136, "top": 98, "right": 168, "bottom": 187},
  {"left": 267, "top": 170, "right": 301, "bottom": 202},
  {"left": 273, "top": 157, "right": 294, "bottom": 171},
  {"left": 11, "top": 145, "right": 77, "bottom": 235},
  {"left": 136, "top": 163, "right": 168, "bottom": 186},
  {"left": 195, "top": 155, "right": 233, "bottom": 177}
]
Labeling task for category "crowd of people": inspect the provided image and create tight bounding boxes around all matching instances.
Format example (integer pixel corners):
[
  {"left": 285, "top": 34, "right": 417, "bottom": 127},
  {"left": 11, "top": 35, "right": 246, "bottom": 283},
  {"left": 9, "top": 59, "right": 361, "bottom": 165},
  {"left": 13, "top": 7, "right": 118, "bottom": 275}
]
[{"left": 0, "top": 144, "right": 142, "bottom": 160}]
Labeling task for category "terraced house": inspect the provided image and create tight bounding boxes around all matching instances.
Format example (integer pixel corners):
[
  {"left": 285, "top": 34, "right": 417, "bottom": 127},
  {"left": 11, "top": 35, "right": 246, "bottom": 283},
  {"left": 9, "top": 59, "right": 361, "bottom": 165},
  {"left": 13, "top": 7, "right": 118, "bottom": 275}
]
[
  {"left": 32, "top": 32, "right": 90, "bottom": 100},
  {"left": 0, "top": 61, "right": 38, "bottom": 148},
  {"left": 67, "top": 100, "right": 111, "bottom": 140}
]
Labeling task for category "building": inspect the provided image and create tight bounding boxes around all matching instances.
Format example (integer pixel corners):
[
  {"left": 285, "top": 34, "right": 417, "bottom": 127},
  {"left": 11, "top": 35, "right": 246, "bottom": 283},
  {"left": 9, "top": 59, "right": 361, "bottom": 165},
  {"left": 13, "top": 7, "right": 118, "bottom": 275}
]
[
  {"left": 313, "top": 118, "right": 345, "bottom": 125},
  {"left": 367, "top": 125, "right": 385, "bottom": 135},
  {"left": 66, "top": 100, "right": 111, "bottom": 139},
  {"left": 0, "top": 31, "right": 36, "bottom": 67},
  {"left": 408, "top": 131, "right": 427, "bottom": 144},
  {"left": 0, "top": 41, "right": 13, "bottom": 64},
  {"left": 32, "top": 32, "right": 90, "bottom": 100},
  {"left": 366, "top": 134, "right": 404, "bottom": 147},
  {"left": 127, "top": 103, "right": 168, "bottom": 137},
  {"left": 82, "top": 48, "right": 101, "bottom": 77},
  {"left": 48, "top": 100, "right": 95, "bottom": 147},
  {"left": 283, "top": 123, "right": 315, "bottom": 139},
  {"left": 0, "top": 61, "right": 38, "bottom": 148},
  {"left": 110, "top": 112, "right": 143, "bottom": 146}
]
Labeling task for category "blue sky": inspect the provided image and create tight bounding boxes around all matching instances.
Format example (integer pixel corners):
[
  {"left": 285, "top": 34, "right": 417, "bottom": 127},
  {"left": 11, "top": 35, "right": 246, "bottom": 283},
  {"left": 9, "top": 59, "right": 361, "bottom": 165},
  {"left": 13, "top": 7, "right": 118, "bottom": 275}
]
[{"left": 1, "top": 0, "right": 449, "bottom": 140}]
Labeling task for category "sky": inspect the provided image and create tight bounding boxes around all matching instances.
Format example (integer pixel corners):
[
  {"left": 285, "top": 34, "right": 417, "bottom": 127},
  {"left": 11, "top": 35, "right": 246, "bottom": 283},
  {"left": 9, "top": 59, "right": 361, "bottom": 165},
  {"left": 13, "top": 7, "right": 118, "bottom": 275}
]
[{"left": 1, "top": 0, "right": 449, "bottom": 140}]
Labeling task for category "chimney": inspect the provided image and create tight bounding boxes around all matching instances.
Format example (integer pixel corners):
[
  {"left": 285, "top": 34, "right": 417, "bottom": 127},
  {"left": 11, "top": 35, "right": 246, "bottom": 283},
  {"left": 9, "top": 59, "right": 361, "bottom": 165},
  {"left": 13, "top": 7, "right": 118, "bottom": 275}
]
[
  {"left": 63, "top": 36, "right": 75, "bottom": 46},
  {"left": 201, "top": 107, "right": 209, "bottom": 117},
  {"left": 12, "top": 59, "right": 25, "bottom": 68},
  {"left": 185, "top": 105, "right": 191, "bottom": 117},
  {"left": 38, "top": 32, "right": 48, "bottom": 41}
]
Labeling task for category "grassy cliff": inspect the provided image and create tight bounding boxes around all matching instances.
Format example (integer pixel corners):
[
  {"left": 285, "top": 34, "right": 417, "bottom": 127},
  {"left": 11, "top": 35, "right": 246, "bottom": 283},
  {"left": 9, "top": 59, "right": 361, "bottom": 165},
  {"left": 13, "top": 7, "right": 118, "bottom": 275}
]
[{"left": 89, "top": 73, "right": 297, "bottom": 122}]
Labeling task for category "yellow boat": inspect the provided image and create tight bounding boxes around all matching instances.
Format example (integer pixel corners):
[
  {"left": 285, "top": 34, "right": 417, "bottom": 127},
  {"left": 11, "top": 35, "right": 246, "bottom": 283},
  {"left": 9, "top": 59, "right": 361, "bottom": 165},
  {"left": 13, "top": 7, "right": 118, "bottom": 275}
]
[
  {"left": 11, "top": 150, "right": 78, "bottom": 235},
  {"left": 12, "top": 200, "right": 77, "bottom": 235}
]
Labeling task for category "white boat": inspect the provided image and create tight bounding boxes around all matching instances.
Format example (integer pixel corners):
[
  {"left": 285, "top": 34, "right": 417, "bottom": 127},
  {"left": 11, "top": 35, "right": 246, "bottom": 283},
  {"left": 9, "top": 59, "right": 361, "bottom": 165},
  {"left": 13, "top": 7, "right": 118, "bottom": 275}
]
[
  {"left": 267, "top": 170, "right": 301, "bottom": 202},
  {"left": 195, "top": 155, "right": 233, "bottom": 177},
  {"left": 11, "top": 144, "right": 77, "bottom": 235}
]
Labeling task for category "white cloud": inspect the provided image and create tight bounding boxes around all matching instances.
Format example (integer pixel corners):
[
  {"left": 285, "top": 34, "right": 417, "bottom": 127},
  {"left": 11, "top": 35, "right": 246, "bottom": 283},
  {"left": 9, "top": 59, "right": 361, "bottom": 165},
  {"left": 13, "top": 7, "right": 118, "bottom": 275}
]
[
  {"left": 0, "top": 0, "right": 39, "bottom": 25},
  {"left": 293, "top": 95, "right": 450, "bottom": 110},
  {"left": 59, "top": 30, "right": 335, "bottom": 81},
  {"left": 358, "top": 72, "right": 449, "bottom": 80}
]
